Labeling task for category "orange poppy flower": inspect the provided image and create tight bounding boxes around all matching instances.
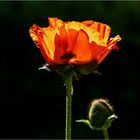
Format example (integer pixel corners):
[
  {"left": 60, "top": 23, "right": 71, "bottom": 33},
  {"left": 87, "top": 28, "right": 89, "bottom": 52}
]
[{"left": 29, "top": 17, "right": 121, "bottom": 65}]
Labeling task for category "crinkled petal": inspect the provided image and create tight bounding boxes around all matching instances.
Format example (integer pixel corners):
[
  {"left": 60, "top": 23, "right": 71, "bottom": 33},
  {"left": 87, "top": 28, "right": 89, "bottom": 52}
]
[
  {"left": 69, "top": 29, "right": 92, "bottom": 64},
  {"left": 66, "top": 21, "right": 106, "bottom": 46},
  {"left": 48, "top": 17, "right": 64, "bottom": 28},
  {"left": 54, "top": 28, "right": 80, "bottom": 64},
  {"left": 54, "top": 26, "right": 69, "bottom": 64},
  {"left": 90, "top": 41, "right": 110, "bottom": 64},
  {"left": 97, "top": 35, "right": 121, "bottom": 64},
  {"left": 67, "top": 29, "right": 79, "bottom": 52},
  {"left": 48, "top": 17, "right": 64, "bottom": 35},
  {"left": 29, "top": 24, "right": 56, "bottom": 64},
  {"left": 107, "top": 35, "right": 121, "bottom": 50},
  {"left": 82, "top": 20, "right": 111, "bottom": 43}
]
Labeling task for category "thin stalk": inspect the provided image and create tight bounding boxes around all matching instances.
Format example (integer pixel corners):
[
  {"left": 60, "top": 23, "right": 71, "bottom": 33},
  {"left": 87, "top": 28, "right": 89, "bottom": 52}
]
[
  {"left": 102, "top": 128, "right": 109, "bottom": 140},
  {"left": 65, "top": 71, "right": 73, "bottom": 140}
]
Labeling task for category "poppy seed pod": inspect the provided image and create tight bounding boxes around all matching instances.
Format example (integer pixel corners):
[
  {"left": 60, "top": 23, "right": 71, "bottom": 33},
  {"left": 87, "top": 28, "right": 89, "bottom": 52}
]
[{"left": 88, "top": 98, "right": 116, "bottom": 130}]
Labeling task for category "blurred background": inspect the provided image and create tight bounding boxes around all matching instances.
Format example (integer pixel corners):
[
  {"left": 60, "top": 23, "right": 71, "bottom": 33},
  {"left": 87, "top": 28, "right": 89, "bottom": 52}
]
[{"left": 0, "top": 1, "right": 140, "bottom": 139}]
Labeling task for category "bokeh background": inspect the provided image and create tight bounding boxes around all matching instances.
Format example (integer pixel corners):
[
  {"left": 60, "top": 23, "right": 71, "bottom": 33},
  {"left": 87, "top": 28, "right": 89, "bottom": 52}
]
[{"left": 1, "top": 1, "right": 140, "bottom": 139}]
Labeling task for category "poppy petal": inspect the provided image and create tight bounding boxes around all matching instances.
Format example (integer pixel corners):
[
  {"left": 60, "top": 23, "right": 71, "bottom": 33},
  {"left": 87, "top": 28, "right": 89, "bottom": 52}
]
[
  {"left": 107, "top": 35, "right": 121, "bottom": 50},
  {"left": 67, "top": 21, "right": 102, "bottom": 45},
  {"left": 29, "top": 24, "right": 56, "bottom": 64},
  {"left": 48, "top": 17, "right": 64, "bottom": 28},
  {"left": 95, "top": 35, "right": 121, "bottom": 64},
  {"left": 54, "top": 26, "right": 69, "bottom": 64},
  {"left": 82, "top": 20, "right": 111, "bottom": 44},
  {"left": 48, "top": 17, "right": 64, "bottom": 35},
  {"left": 88, "top": 41, "right": 109, "bottom": 64},
  {"left": 29, "top": 24, "right": 42, "bottom": 48},
  {"left": 70, "top": 29, "right": 92, "bottom": 64},
  {"left": 67, "top": 29, "right": 79, "bottom": 52},
  {"left": 97, "top": 48, "right": 111, "bottom": 64}
]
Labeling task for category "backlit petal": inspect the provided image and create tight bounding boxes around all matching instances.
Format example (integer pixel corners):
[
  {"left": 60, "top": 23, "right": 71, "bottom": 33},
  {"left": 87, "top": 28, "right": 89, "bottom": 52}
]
[
  {"left": 90, "top": 41, "right": 109, "bottom": 64},
  {"left": 54, "top": 26, "right": 69, "bottom": 64},
  {"left": 107, "top": 35, "right": 121, "bottom": 50},
  {"left": 70, "top": 29, "right": 92, "bottom": 64},
  {"left": 82, "top": 20, "right": 111, "bottom": 44},
  {"left": 29, "top": 24, "right": 55, "bottom": 64},
  {"left": 48, "top": 17, "right": 64, "bottom": 35},
  {"left": 67, "top": 29, "right": 79, "bottom": 52},
  {"left": 67, "top": 21, "right": 106, "bottom": 46},
  {"left": 48, "top": 17, "right": 64, "bottom": 28}
]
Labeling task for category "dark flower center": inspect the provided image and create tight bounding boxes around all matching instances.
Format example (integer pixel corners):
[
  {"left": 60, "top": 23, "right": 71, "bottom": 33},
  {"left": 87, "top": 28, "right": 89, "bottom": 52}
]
[{"left": 61, "top": 53, "right": 76, "bottom": 60}]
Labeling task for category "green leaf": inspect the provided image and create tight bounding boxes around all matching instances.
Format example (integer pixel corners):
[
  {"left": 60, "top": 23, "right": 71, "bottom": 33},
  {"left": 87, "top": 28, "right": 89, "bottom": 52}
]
[
  {"left": 103, "top": 114, "right": 118, "bottom": 129},
  {"left": 76, "top": 119, "right": 93, "bottom": 129}
]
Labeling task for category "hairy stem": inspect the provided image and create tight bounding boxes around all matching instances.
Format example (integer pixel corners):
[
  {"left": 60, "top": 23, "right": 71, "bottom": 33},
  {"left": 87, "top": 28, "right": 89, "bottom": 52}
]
[
  {"left": 103, "top": 128, "right": 109, "bottom": 140},
  {"left": 65, "top": 71, "right": 73, "bottom": 140}
]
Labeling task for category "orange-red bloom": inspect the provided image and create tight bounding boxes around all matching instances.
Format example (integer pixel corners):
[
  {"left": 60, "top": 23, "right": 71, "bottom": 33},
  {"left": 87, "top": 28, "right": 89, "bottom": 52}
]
[{"left": 29, "top": 17, "right": 121, "bottom": 65}]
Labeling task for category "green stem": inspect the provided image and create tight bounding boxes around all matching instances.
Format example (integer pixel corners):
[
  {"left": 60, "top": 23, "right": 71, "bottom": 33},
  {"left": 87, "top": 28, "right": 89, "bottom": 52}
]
[
  {"left": 102, "top": 128, "right": 109, "bottom": 140},
  {"left": 65, "top": 71, "right": 73, "bottom": 140}
]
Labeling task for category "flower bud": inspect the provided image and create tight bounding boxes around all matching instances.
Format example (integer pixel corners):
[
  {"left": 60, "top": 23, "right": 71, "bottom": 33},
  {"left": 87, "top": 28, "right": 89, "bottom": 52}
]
[{"left": 88, "top": 98, "right": 117, "bottom": 130}]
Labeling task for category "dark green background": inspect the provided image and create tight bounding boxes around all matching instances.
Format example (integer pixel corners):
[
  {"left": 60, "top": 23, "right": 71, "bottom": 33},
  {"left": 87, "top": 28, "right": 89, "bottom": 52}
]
[{"left": 0, "top": 1, "right": 140, "bottom": 139}]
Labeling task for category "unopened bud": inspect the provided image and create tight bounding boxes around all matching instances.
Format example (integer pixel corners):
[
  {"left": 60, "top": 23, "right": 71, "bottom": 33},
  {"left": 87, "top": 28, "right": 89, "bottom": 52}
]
[{"left": 88, "top": 98, "right": 117, "bottom": 130}]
